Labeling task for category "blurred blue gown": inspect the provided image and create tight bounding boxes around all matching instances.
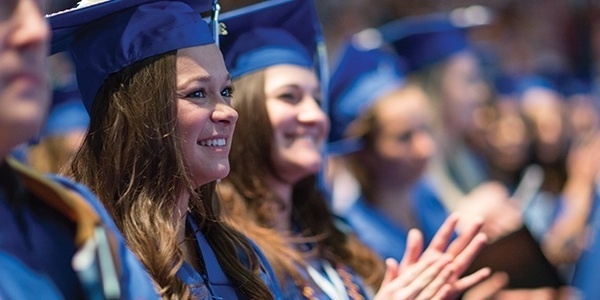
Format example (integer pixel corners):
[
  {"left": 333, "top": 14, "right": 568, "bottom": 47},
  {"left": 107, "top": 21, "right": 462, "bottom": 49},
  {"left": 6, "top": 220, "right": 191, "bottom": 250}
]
[
  {"left": 343, "top": 179, "right": 450, "bottom": 261},
  {"left": 570, "top": 189, "right": 600, "bottom": 299},
  {"left": 277, "top": 245, "right": 371, "bottom": 299},
  {"left": 0, "top": 157, "right": 159, "bottom": 299}
]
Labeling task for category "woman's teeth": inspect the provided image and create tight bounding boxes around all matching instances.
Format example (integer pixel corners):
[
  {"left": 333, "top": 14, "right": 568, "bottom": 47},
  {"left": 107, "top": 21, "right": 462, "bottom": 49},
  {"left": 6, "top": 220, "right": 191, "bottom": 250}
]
[{"left": 198, "top": 138, "right": 226, "bottom": 147}]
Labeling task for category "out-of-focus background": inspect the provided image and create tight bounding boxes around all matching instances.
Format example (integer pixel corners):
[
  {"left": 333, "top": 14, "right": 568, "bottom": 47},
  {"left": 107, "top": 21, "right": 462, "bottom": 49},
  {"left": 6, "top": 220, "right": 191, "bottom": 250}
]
[
  {"left": 48, "top": 0, "right": 599, "bottom": 90},
  {"left": 48, "top": 0, "right": 600, "bottom": 99},
  {"left": 313, "top": 0, "right": 597, "bottom": 88}
]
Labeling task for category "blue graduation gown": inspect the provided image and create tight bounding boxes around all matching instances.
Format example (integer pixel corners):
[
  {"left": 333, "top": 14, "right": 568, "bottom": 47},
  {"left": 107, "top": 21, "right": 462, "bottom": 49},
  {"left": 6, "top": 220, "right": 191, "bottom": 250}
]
[
  {"left": 0, "top": 157, "right": 159, "bottom": 300},
  {"left": 570, "top": 190, "right": 600, "bottom": 299},
  {"left": 278, "top": 257, "right": 371, "bottom": 299},
  {"left": 178, "top": 214, "right": 284, "bottom": 299},
  {"left": 343, "top": 179, "right": 450, "bottom": 261},
  {"left": 0, "top": 251, "right": 64, "bottom": 300}
]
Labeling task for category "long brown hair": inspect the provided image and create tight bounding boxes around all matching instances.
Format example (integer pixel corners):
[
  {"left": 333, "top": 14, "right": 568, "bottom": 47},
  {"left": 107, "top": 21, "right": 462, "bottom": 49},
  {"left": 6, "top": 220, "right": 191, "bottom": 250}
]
[
  {"left": 218, "top": 70, "right": 384, "bottom": 290},
  {"left": 66, "top": 51, "right": 272, "bottom": 299}
]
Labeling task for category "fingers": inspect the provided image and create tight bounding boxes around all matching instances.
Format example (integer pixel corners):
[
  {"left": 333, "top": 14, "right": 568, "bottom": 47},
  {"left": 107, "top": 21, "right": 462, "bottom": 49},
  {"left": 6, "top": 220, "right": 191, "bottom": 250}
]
[
  {"left": 430, "top": 283, "right": 453, "bottom": 300},
  {"left": 399, "top": 228, "right": 425, "bottom": 271},
  {"left": 453, "top": 267, "right": 492, "bottom": 293},
  {"left": 450, "top": 232, "right": 488, "bottom": 276},
  {"left": 427, "top": 213, "right": 460, "bottom": 254},
  {"left": 381, "top": 258, "right": 400, "bottom": 286},
  {"left": 396, "top": 253, "right": 447, "bottom": 288},
  {"left": 461, "top": 272, "right": 508, "bottom": 300},
  {"left": 379, "top": 254, "right": 452, "bottom": 299},
  {"left": 414, "top": 266, "right": 454, "bottom": 300},
  {"left": 399, "top": 254, "right": 453, "bottom": 299},
  {"left": 446, "top": 217, "right": 484, "bottom": 257}
]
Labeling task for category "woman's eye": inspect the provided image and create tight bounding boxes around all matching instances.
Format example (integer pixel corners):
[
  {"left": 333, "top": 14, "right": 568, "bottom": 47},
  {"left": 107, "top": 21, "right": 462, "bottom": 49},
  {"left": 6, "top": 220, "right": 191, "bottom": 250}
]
[
  {"left": 279, "top": 92, "right": 300, "bottom": 104},
  {"left": 397, "top": 131, "right": 413, "bottom": 142},
  {"left": 221, "top": 87, "right": 234, "bottom": 98},
  {"left": 186, "top": 90, "right": 206, "bottom": 99},
  {"left": 279, "top": 93, "right": 294, "bottom": 100}
]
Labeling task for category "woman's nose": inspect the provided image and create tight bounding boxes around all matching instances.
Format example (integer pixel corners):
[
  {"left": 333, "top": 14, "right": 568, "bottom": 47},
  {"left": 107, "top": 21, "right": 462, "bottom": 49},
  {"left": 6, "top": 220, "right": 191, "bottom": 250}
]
[{"left": 212, "top": 102, "right": 238, "bottom": 125}]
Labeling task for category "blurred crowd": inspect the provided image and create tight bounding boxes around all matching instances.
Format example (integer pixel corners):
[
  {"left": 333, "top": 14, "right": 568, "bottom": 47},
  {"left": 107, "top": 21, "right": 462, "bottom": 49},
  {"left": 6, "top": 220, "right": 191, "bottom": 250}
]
[{"left": 317, "top": 1, "right": 600, "bottom": 299}]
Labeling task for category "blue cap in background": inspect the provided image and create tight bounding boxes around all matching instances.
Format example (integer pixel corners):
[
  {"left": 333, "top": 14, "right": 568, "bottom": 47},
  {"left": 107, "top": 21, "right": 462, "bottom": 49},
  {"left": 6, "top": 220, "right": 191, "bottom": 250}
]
[
  {"left": 48, "top": 0, "right": 216, "bottom": 114},
  {"left": 515, "top": 75, "right": 558, "bottom": 98},
  {"left": 559, "top": 77, "right": 594, "bottom": 98},
  {"left": 380, "top": 6, "right": 493, "bottom": 73},
  {"left": 494, "top": 74, "right": 520, "bottom": 97},
  {"left": 327, "top": 29, "right": 406, "bottom": 155},
  {"left": 380, "top": 14, "right": 469, "bottom": 73},
  {"left": 219, "top": 0, "right": 325, "bottom": 80}
]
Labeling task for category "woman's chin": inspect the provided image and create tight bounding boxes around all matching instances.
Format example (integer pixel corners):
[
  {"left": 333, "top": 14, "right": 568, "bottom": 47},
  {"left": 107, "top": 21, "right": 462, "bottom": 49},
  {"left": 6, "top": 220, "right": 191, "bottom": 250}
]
[
  {"left": 289, "top": 162, "right": 323, "bottom": 184},
  {"left": 193, "top": 165, "right": 231, "bottom": 186}
]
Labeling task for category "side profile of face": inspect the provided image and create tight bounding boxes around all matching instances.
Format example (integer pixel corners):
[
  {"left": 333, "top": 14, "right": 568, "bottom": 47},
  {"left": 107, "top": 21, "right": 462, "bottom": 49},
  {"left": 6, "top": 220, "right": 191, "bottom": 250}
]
[
  {"left": 485, "top": 103, "right": 532, "bottom": 173},
  {"left": 264, "top": 64, "right": 329, "bottom": 184},
  {"left": 369, "top": 85, "right": 435, "bottom": 184},
  {"left": 439, "top": 51, "right": 489, "bottom": 136},
  {"left": 520, "top": 87, "right": 567, "bottom": 164},
  {"left": 176, "top": 44, "right": 238, "bottom": 187},
  {"left": 0, "top": 0, "right": 50, "bottom": 158}
]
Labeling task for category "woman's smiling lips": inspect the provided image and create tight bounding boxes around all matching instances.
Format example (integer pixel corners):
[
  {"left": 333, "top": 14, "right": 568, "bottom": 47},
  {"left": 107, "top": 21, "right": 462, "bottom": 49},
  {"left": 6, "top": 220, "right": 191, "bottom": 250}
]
[{"left": 197, "top": 137, "right": 228, "bottom": 147}]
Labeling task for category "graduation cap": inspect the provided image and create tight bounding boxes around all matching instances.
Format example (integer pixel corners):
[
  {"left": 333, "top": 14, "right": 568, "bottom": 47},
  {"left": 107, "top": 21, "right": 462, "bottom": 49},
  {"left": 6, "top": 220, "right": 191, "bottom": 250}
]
[
  {"left": 560, "top": 76, "right": 594, "bottom": 98},
  {"left": 327, "top": 29, "right": 406, "bottom": 155},
  {"left": 494, "top": 74, "right": 519, "bottom": 97},
  {"left": 47, "top": 0, "right": 218, "bottom": 113},
  {"left": 380, "top": 6, "right": 492, "bottom": 73},
  {"left": 515, "top": 75, "right": 558, "bottom": 97},
  {"left": 219, "top": 0, "right": 326, "bottom": 83}
]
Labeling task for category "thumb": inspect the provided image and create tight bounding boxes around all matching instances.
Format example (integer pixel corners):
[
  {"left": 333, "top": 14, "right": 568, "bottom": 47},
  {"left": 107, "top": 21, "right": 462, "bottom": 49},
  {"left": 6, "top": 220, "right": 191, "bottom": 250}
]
[{"left": 381, "top": 258, "right": 399, "bottom": 287}]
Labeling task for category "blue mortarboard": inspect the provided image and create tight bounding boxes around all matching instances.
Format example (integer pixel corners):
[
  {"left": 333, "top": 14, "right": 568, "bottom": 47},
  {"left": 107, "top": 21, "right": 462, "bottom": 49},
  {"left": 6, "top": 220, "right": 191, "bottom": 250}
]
[
  {"left": 327, "top": 29, "right": 405, "bottom": 155},
  {"left": 494, "top": 74, "right": 519, "bottom": 97},
  {"left": 559, "top": 77, "right": 593, "bottom": 98},
  {"left": 219, "top": 0, "right": 325, "bottom": 80},
  {"left": 381, "top": 7, "right": 491, "bottom": 73},
  {"left": 515, "top": 75, "right": 558, "bottom": 97},
  {"left": 43, "top": 100, "right": 90, "bottom": 137},
  {"left": 48, "top": 0, "right": 216, "bottom": 114}
]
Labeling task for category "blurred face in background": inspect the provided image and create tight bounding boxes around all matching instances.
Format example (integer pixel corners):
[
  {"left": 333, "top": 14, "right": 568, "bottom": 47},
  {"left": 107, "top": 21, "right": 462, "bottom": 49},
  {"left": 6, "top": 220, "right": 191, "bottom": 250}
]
[
  {"left": 367, "top": 84, "right": 435, "bottom": 185},
  {"left": 567, "top": 93, "right": 600, "bottom": 140},
  {"left": 485, "top": 100, "right": 532, "bottom": 174},
  {"left": 264, "top": 64, "right": 329, "bottom": 185},
  {"left": 520, "top": 86, "right": 567, "bottom": 164},
  {"left": 0, "top": 0, "right": 50, "bottom": 157},
  {"left": 440, "top": 51, "right": 490, "bottom": 140}
]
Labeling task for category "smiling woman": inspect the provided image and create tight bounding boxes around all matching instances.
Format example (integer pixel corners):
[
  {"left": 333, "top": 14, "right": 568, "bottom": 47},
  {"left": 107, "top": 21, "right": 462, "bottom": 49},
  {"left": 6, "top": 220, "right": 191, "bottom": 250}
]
[
  {"left": 264, "top": 64, "right": 329, "bottom": 185},
  {"left": 48, "top": 0, "right": 279, "bottom": 299}
]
